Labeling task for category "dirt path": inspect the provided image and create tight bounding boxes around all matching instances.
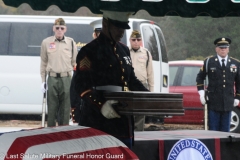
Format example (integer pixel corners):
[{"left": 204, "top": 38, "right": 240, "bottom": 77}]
[
  {"left": 0, "top": 120, "right": 42, "bottom": 128},
  {"left": 0, "top": 120, "right": 204, "bottom": 131},
  {"left": 145, "top": 123, "right": 204, "bottom": 131}
]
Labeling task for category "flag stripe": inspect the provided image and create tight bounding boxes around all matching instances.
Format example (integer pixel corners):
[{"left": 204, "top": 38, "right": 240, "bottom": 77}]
[
  {"left": 215, "top": 138, "right": 221, "bottom": 160},
  {"left": 6, "top": 128, "right": 108, "bottom": 160},
  {"left": 0, "top": 126, "right": 89, "bottom": 154},
  {"left": 23, "top": 135, "right": 127, "bottom": 160},
  {"left": 159, "top": 140, "right": 164, "bottom": 160}
]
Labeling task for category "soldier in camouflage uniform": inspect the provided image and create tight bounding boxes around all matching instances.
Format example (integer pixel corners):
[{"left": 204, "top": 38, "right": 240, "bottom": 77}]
[
  {"left": 73, "top": 10, "right": 148, "bottom": 148},
  {"left": 196, "top": 37, "right": 240, "bottom": 132}
]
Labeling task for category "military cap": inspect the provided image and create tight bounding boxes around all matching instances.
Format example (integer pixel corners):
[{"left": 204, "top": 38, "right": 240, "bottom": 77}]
[
  {"left": 214, "top": 37, "right": 231, "bottom": 48},
  {"left": 54, "top": 18, "right": 66, "bottom": 26},
  {"left": 90, "top": 19, "right": 102, "bottom": 32},
  {"left": 130, "top": 30, "right": 142, "bottom": 38},
  {"left": 101, "top": 10, "right": 133, "bottom": 29}
]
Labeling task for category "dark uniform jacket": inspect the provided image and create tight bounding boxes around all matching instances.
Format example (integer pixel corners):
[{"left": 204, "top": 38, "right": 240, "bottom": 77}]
[
  {"left": 70, "top": 70, "right": 81, "bottom": 123},
  {"left": 74, "top": 33, "right": 148, "bottom": 140},
  {"left": 196, "top": 55, "right": 240, "bottom": 111}
]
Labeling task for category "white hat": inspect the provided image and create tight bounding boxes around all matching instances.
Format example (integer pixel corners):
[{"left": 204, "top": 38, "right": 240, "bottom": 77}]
[
  {"left": 90, "top": 19, "right": 102, "bottom": 31},
  {"left": 100, "top": 10, "right": 134, "bottom": 29}
]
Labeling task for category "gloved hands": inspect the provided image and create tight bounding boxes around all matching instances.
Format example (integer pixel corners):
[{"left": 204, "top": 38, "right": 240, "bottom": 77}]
[
  {"left": 41, "top": 82, "right": 48, "bottom": 93},
  {"left": 198, "top": 90, "right": 206, "bottom": 105},
  {"left": 101, "top": 100, "right": 121, "bottom": 119},
  {"left": 234, "top": 99, "right": 239, "bottom": 107}
]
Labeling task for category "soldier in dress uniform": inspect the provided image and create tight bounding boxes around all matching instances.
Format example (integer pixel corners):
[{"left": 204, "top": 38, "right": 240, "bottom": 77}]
[
  {"left": 90, "top": 19, "right": 102, "bottom": 39},
  {"left": 129, "top": 30, "right": 154, "bottom": 131},
  {"left": 73, "top": 10, "right": 148, "bottom": 148},
  {"left": 196, "top": 37, "right": 240, "bottom": 132},
  {"left": 40, "top": 18, "right": 78, "bottom": 127},
  {"left": 70, "top": 20, "right": 103, "bottom": 124}
]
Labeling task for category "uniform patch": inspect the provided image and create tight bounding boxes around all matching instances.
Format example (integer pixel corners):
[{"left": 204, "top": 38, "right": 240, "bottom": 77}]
[
  {"left": 167, "top": 138, "right": 213, "bottom": 160},
  {"left": 210, "top": 67, "right": 216, "bottom": 72},
  {"left": 79, "top": 56, "right": 91, "bottom": 70},
  {"left": 123, "top": 56, "right": 132, "bottom": 65},
  {"left": 230, "top": 64, "right": 237, "bottom": 73},
  {"left": 138, "top": 56, "right": 147, "bottom": 60},
  {"left": 49, "top": 42, "right": 56, "bottom": 49}
]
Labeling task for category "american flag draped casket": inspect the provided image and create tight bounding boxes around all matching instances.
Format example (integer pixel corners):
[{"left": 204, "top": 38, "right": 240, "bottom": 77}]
[{"left": 0, "top": 125, "right": 138, "bottom": 160}]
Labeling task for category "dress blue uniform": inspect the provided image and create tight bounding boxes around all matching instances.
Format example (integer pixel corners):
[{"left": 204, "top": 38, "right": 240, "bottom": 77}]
[
  {"left": 196, "top": 37, "right": 240, "bottom": 132},
  {"left": 74, "top": 31, "right": 148, "bottom": 148}
]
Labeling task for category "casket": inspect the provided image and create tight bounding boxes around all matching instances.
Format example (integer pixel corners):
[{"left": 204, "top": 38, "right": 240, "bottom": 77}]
[
  {"left": 104, "top": 91, "right": 184, "bottom": 116},
  {"left": 0, "top": 126, "right": 139, "bottom": 160}
]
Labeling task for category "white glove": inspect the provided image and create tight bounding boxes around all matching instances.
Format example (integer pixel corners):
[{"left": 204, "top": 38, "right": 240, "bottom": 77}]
[
  {"left": 101, "top": 100, "right": 121, "bottom": 119},
  {"left": 198, "top": 90, "right": 206, "bottom": 105},
  {"left": 41, "top": 82, "right": 48, "bottom": 93},
  {"left": 234, "top": 99, "right": 239, "bottom": 107}
]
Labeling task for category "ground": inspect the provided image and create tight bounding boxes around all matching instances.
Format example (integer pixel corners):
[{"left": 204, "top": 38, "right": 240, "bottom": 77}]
[
  {"left": 145, "top": 123, "right": 204, "bottom": 131},
  {"left": 0, "top": 120, "right": 204, "bottom": 131}
]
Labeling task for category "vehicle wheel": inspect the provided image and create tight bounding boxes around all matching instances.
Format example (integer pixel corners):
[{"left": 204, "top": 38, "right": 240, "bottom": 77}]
[{"left": 230, "top": 107, "right": 240, "bottom": 133}]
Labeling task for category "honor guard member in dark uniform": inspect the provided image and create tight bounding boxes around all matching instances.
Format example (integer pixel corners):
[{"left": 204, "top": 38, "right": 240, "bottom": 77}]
[
  {"left": 196, "top": 37, "right": 240, "bottom": 132},
  {"left": 70, "top": 20, "right": 103, "bottom": 124},
  {"left": 74, "top": 10, "right": 148, "bottom": 148},
  {"left": 70, "top": 64, "right": 81, "bottom": 124}
]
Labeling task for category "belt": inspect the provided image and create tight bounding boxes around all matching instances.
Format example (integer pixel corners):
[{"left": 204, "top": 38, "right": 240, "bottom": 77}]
[
  {"left": 95, "top": 85, "right": 123, "bottom": 92},
  {"left": 48, "top": 72, "right": 71, "bottom": 78}
]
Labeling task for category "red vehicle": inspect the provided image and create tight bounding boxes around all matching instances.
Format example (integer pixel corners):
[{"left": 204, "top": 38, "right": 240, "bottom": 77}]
[{"left": 165, "top": 60, "right": 240, "bottom": 133}]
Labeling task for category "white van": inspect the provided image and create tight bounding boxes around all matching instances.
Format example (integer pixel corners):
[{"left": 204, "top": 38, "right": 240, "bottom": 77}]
[{"left": 0, "top": 15, "right": 169, "bottom": 114}]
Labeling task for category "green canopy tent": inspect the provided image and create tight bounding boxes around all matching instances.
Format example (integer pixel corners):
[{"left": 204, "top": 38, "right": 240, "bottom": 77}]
[{"left": 2, "top": 0, "right": 240, "bottom": 17}]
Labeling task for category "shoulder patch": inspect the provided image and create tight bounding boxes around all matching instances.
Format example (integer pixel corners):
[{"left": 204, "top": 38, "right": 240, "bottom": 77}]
[{"left": 79, "top": 56, "right": 91, "bottom": 71}]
